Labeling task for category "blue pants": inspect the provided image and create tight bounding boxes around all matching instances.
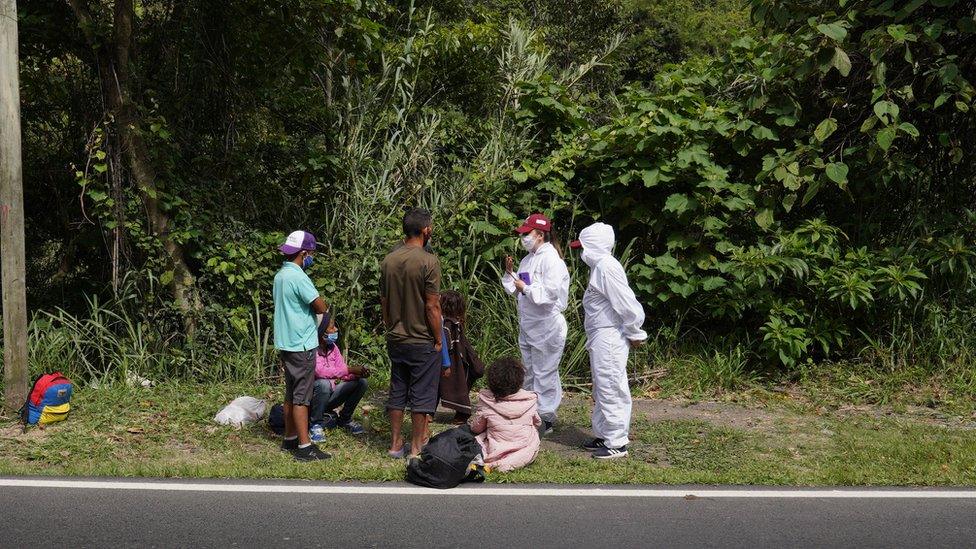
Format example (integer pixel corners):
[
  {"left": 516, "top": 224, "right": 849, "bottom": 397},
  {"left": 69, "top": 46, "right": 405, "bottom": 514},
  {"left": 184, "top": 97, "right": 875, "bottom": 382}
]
[{"left": 310, "top": 378, "right": 368, "bottom": 425}]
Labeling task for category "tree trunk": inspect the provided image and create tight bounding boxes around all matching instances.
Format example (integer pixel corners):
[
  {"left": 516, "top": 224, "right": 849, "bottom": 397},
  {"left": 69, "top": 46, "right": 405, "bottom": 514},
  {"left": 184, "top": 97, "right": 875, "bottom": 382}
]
[
  {"left": 1, "top": 0, "right": 29, "bottom": 411},
  {"left": 69, "top": 0, "right": 200, "bottom": 335}
]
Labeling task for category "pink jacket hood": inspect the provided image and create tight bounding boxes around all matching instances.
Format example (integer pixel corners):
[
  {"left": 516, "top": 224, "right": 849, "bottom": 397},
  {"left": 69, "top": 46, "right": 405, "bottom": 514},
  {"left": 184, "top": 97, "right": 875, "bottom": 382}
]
[{"left": 476, "top": 389, "right": 537, "bottom": 420}]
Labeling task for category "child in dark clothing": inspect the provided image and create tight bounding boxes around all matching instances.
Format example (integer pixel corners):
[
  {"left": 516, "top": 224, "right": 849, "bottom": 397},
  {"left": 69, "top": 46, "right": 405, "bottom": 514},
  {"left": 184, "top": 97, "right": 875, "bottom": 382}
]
[{"left": 438, "top": 290, "right": 485, "bottom": 424}]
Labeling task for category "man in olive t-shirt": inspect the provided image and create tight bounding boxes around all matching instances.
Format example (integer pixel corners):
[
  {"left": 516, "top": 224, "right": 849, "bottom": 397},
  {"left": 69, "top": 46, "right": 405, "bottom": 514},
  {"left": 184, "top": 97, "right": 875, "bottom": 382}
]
[{"left": 380, "top": 208, "right": 444, "bottom": 459}]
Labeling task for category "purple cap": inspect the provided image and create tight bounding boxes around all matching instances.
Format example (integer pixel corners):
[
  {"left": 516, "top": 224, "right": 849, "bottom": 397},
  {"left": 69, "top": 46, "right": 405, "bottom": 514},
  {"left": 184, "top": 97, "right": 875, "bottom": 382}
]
[{"left": 279, "top": 230, "right": 319, "bottom": 254}]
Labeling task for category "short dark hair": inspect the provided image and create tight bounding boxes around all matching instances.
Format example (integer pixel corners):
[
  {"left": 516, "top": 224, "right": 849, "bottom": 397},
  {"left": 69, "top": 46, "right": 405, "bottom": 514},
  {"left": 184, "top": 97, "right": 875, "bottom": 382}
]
[
  {"left": 403, "top": 208, "right": 432, "bottom": 237},
  {"left": 440, "top": 290, "right": 466, "bottom": 323},
  {"left": 487, "top": 357, "right": 525, "bottom": 399}
]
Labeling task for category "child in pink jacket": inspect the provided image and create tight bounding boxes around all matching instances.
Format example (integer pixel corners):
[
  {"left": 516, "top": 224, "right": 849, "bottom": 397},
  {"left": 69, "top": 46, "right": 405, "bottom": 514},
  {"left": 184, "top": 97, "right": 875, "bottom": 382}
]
[{"left": 470, "top": 357, "right": 541, "bottom": 472}]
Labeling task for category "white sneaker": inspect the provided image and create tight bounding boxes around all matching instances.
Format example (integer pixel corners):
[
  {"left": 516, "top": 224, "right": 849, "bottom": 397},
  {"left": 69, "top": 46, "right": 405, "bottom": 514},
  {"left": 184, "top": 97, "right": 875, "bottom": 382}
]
[
  {"left": 592, "top": 445, "right": 628, "bottom": 460},
  {"left": 309, "top": 424, "right": 325, "bottom": 443}
]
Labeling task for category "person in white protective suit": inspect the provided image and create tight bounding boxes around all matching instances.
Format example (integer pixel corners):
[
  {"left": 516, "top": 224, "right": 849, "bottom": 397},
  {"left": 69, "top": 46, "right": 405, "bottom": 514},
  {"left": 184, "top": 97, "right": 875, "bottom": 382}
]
[
  {"left": 570, "top": 222, "right": 647, "bottom": 459},
  {"left": 502, "top": 213, "right": 570, "bottom": 434}
]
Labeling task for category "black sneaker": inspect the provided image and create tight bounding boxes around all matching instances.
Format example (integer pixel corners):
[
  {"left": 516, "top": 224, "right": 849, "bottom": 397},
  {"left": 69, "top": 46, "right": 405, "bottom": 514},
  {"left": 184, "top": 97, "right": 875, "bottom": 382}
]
[
  {"left": 540, "top": 420, "right": 554, "bottom": 436},
  {"left": 582, "top": 438, "right": 607, "bottom": 452},
  {"left": 592, "top": 445, "right": 628, "bottom": 460},
  {"left": 280, "top": 438, "right": 299, "bottom": 452},
  {"left": 293, "top": 444, "right": 332, "bottom": 461}
]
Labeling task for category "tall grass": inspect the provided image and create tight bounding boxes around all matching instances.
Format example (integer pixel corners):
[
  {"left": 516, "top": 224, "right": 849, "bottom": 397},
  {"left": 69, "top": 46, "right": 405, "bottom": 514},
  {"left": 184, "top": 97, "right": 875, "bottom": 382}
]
[
  {"left": 7, "top": 279, "right": 975, "bottom": 408},
  {"left": 18, "top": 286, "right": 277, "bottom": 387},
  {"left": 856, "top": 304, "right": 976, "bottom": 373}
]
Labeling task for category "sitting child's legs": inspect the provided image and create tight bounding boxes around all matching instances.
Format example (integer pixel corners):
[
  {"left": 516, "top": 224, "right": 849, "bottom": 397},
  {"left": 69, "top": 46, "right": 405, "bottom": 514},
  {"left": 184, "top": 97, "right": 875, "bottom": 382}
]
[{"left": 309, "top": 379, "right": 335, "bottom": 426}]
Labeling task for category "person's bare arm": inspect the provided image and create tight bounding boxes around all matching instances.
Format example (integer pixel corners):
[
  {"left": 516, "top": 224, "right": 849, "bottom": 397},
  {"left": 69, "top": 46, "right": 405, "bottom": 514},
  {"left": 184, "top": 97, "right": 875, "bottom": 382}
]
[
  {"left": 425, "top": 291, "right": 443, "bottom": 351},
  {"left": 310, "top": 296, "right": 328, "bottom": 315}
]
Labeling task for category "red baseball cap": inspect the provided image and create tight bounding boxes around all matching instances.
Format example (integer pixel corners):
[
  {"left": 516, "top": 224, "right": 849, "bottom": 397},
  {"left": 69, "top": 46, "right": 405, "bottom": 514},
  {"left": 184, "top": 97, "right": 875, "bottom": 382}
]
[{"left": 516, "top": 213, "right": 552, "bottom": 234}]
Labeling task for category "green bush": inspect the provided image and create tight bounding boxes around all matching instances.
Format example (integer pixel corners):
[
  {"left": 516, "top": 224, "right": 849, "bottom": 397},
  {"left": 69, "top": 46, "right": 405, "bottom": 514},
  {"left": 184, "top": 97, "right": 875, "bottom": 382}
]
[
  {"left": 11, "top": 0, "right": 975, "bottom": 392},
  {"left": 516, "top": 0, "right": 976, "bottom": 367}
]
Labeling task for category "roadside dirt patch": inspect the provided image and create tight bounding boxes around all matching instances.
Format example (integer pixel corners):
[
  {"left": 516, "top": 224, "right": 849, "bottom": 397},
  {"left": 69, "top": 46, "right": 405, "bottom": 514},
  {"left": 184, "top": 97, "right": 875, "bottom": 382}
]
[
  {"left": 539, "top": 396, "right": 787, "bottom": 462},
  {"left": 558, "top": 395, "right": 784, "bottom": 431},
  {"left": 158, "top": 439, "right": 216, "bottom": 468},
  {"left": 165, "top": 440, "right": 202, "bottom": 456},
  {"left": 0, "top": 423, "right": 50, "bottom": 441},
  {"left": 831, "top": 403, "right": 976, "bottom": 429},
  {"left": 630, "top": 399, "right": 782, "bottom": 431}
]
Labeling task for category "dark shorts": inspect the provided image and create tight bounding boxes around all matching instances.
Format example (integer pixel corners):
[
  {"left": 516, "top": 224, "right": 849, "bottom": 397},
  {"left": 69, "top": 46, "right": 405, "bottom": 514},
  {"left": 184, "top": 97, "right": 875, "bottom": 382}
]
[
  {"left": 282, "top": 349, "right": 316, "bottom": 406},
  {"left": 386, "top": 342, "right": 440, "bottom": 415}
]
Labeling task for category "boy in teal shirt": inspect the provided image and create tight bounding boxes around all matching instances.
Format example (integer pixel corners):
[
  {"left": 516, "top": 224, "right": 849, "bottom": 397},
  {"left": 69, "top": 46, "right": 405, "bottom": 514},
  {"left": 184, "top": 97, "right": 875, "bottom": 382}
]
[{"left": 274, "top": 230, "right": 331, "bottom": 461}]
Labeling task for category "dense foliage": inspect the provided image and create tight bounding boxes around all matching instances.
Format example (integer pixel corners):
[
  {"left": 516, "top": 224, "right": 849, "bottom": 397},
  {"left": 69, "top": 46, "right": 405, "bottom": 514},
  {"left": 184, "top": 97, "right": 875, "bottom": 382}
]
[
  {"left": 10, "top": 0, "right": 975, "bottom": 386},
  {"left": 520, "top": 0, "right": 976, "bottom": 367}
]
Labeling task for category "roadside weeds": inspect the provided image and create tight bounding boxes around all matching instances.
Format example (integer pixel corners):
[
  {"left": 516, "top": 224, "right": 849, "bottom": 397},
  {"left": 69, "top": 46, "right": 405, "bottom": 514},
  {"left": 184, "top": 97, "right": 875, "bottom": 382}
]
[{"left": 1, "top": 381, "right": 975, "bottom": 485}]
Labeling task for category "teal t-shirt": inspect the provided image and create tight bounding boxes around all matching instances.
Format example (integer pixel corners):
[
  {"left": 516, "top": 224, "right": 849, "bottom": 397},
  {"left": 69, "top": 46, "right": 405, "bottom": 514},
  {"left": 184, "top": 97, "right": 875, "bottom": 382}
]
[{"left": 273, "top": 262, "right": 320, "bottom": 352}]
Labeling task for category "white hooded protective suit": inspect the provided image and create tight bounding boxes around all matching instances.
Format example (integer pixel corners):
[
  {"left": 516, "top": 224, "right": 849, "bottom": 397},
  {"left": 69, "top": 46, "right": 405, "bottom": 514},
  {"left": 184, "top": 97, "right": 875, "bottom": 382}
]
[
  {"left": 578, "top": 223, "right": 647, "bottom": 448},
  {"left": 502, "top": 241, "right": 570, "bottom": 421}
]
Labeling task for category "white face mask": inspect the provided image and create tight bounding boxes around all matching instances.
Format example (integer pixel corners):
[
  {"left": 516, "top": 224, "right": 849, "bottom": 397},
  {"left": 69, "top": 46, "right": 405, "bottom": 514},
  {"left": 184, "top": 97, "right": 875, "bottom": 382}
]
[
  {"left": 521, "top": 234, "right": 540, "bottom": 253},
  {"left": 581, "top": 249, "right": 598, "bottom": 267}
]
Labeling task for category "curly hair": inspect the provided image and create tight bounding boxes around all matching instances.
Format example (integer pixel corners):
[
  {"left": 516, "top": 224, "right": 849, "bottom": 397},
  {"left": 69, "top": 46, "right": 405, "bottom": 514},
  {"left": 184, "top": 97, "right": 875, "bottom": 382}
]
[
  {"left": 486, "top": 357, "right": 525, "bottom": 399},
  {"left": 440, "top": 290, "right": 466, "bottom": 324}
]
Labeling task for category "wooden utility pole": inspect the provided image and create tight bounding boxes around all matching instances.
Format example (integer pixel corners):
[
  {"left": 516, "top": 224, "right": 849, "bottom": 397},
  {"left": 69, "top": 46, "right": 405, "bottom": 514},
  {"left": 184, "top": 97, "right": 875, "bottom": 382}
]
[{"left": 0, "top": 0, "right": 28, "bottom": 412}]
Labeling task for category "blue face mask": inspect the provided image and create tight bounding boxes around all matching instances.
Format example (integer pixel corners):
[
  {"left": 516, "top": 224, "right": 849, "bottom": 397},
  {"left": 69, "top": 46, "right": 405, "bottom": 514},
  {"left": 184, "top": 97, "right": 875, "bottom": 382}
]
[
  {"left": 325, "top": 331, "right": 339, "bottom": 349},
  {"left": 302, "top": 254, "right": 314, "bottom": 269}
]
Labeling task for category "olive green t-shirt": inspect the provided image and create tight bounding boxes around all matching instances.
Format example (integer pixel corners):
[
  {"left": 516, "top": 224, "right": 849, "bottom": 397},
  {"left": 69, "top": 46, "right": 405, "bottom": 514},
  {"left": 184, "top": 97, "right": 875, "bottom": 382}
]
[{"left": 380, "top": 244, "right": 441, "bottom": 345}]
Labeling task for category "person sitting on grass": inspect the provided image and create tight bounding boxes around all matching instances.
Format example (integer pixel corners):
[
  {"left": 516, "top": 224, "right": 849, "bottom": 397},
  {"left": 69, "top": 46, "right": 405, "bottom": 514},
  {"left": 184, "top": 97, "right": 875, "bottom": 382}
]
[
  {"left": 470, "top": 357, "right": 541, "bottom": 472},
  {"left": 309, "top": 316, "right": 370, "bottom": 442},
  {"left": 438, "top": 290, "right": 485, "bottom": 424}
]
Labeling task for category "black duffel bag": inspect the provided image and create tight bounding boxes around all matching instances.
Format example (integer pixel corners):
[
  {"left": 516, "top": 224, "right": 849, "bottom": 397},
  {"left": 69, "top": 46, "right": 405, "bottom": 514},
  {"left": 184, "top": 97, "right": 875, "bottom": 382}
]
[{"left": 406, "top": 425, "right": 483, "bottom": 489}]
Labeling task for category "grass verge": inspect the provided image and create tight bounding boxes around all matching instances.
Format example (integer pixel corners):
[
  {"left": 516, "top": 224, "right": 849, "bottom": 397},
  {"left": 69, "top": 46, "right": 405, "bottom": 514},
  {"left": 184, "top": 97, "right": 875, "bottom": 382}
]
[{"left": 1, "top": 380, "right": 974, "bottom": 485}]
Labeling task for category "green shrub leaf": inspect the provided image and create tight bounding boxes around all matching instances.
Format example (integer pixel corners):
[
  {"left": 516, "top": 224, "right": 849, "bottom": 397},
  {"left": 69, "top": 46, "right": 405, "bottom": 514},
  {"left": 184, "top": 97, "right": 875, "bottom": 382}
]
[
  {"left": 831, "top": 47, "right": 852, "bottom": 77},
  {"left": 876, "top": 126, "right": 897, "bottom": 151},
  {"left": 814, "top": 118, "right": 838, "bottom": 142},
  {"left": 817, "top": 22, "right": 848, "bottom": 42},
  {"left": 754, "top": 208, "right": 774, "bottom": 230},
  {"left": 664, "top": 193, "right": 692, "bottom": 214},
  {"left": 825, "top": 162, "right": 849, "bottom": 184}
]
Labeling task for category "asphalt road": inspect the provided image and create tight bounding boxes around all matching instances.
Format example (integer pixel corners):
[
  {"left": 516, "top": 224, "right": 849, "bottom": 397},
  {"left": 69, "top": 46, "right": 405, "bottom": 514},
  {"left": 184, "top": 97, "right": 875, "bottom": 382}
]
[{"left": 2, "top": 478, "right": 976, "bottom": 548}]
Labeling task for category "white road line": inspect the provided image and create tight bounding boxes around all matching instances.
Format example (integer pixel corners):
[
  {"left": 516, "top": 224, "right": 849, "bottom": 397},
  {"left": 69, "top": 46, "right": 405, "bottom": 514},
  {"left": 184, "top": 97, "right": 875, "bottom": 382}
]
[{"left": 1, "top": 479, "right": 975, "bottom": 498}]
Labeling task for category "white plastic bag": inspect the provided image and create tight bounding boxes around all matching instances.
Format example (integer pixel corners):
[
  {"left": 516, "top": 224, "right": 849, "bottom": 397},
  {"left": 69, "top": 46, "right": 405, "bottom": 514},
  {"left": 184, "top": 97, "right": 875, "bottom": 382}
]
[
  {"left": 125, "top": 372, "right": 156, "bottom": 388},
  {"left": 214, "top": 396, "right": 268, "bottom": 427}
]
